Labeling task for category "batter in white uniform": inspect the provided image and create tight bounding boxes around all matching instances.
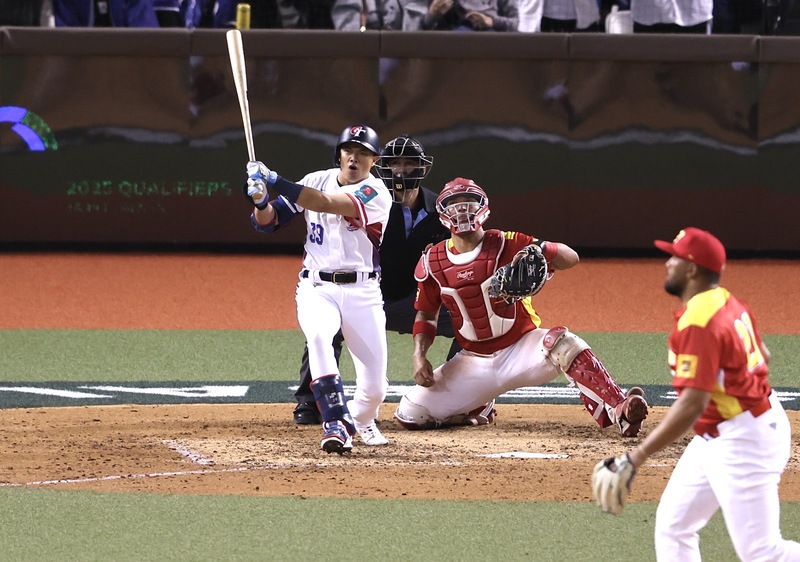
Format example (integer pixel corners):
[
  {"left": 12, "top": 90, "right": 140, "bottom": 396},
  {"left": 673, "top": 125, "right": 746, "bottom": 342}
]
[
  {"left": 245, "top": 125, "right": 392, "bottom": 454},
  {"left": 613, "top": 227, "right": 800, "bottom": 561}
]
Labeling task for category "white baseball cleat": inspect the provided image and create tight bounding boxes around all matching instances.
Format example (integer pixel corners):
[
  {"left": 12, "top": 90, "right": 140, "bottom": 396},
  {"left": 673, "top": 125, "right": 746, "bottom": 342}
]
[{"left": 356, "top": 421, "right": 389, "bottom": 446}]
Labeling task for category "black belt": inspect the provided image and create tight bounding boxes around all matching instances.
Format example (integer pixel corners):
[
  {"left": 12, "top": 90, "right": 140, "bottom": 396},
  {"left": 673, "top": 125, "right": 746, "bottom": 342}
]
[{"left": 301, "top": 270, "right": 377, "bottom": 284}]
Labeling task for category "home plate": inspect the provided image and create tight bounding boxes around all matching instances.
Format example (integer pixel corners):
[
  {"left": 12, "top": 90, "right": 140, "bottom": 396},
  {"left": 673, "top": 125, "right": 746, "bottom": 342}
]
[{"left": 479, "top": 452, "right": 569, "bottom": 459}]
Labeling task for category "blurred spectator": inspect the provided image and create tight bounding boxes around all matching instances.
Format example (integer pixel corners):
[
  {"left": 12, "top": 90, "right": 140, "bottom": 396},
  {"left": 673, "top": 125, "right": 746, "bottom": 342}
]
[
  {"left": 631, "top": 0, "right": 712, "bottom": 32},
  {"left": 712, "top": 0, "right": 760, "bottom": 33},
  {"left": 0, "top": 0, "right": 45, "bottom": 25},
  {"left": 42, "top": 0, "right": 55, "bottom": 25},
  {"left": 420, "top": 0, "right": 519, "bottom": 31},
  {"left": 211, "top": 0, "right": 334, "bottom": 28},
  {"left": 284, "top": 0, "right": 335, "bottom": 28},
  {"left": 179, "top": 0, "right": 205, "bottom": 27},
  {"left": 763, "top": 0, "right": 800, "bottom": 34},
  {"left": 54, "top": 0, "right": 160, "bottom": 26},
  {"left": 154, "top": 0, "right": 182, "bottom": 26},
  {"left": 518, "top": 0, "right": 601, "bottom": 31},
  {"left": 331, "top": 0, "right": 426, "bottom": 30}
]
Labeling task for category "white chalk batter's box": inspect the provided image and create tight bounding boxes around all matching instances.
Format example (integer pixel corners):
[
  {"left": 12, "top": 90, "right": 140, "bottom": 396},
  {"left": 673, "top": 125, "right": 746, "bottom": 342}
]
[{"left": 0, "top": 382, "right": 797, "bottom": 410}]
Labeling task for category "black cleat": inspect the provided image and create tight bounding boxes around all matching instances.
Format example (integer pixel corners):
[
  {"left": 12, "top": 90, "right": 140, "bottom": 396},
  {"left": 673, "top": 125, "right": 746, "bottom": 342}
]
[{"left": 293, "top": 402, "right": 321, "bottom": 425}]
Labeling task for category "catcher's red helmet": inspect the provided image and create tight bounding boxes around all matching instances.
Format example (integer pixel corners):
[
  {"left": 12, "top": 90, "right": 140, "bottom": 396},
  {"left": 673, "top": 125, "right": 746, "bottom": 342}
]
[
  {"left": 334, "top": 125, "right": 380, "bottom": 166},
  {"left": 436, "top": 177, "right": 490, "bottom": 234}
]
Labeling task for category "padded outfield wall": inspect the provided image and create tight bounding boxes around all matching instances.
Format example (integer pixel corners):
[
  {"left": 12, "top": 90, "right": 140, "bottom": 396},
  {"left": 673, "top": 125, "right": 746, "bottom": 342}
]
[{"left": 1, "top": 28, "right": 799, "bottom": 252}]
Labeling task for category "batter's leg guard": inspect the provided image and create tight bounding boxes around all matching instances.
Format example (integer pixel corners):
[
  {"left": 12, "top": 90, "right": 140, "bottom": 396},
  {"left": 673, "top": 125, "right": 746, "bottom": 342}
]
[
  {"left": 294, "top": 331, "right": 344, "bottom": 407},
  {"left": 311, "top": 374, "right": 356, "bottom": 453},
  {"left": 542, "top": 326, "right": 647, "bottom": 435}
]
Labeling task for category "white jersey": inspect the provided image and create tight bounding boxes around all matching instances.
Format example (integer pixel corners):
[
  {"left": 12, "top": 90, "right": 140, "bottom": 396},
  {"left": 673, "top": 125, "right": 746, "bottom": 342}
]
[
  {"left": 631, "top": 0, "right": 712, "bottom": 26},
  {"left": 288, "top": 168, "right": 391, "bottom": 273}
]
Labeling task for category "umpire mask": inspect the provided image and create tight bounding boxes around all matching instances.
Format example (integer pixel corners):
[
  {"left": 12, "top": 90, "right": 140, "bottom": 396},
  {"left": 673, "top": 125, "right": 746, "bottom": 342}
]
[{"left": 376, "top": 135, "right": 433, "bottom": 203}]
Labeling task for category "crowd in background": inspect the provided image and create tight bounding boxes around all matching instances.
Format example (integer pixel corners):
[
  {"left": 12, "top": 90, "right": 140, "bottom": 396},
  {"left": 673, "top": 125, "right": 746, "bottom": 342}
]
[{"left": 0, "top": 0, "right": 797, "bottom": 35}]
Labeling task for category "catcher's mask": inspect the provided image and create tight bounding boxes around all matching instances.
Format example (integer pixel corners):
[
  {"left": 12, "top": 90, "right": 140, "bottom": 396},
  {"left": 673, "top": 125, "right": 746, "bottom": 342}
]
[
  {"left": 375, "top": 135, "right": 434, "bottom": 203},
  {"left": 333, "top": 125, "right": 381, "bottom": 166},
  {"left": 436, "top": 178, "right": 490, "bottom": 234}
]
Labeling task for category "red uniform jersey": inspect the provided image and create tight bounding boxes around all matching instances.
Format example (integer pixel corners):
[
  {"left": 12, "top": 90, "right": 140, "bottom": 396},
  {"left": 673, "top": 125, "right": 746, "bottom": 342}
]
[
  {"left": 415, "top": 230, "right": 547, "bottom": 355},
  {"left": 669, "top": 287, "right": 772, "bottom": 436}
]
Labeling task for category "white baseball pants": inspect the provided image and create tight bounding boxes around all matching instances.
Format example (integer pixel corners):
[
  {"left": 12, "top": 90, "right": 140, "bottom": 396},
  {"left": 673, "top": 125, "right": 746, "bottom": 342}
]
[
  {"left": 295, "top": 277, "right": 388, "bottom": 427},
  {"left": 655, "top": 392, "right": 800, "bottom": 561},
  {"left": 402, "top": 328, "right": 562, "bottom": 420}
]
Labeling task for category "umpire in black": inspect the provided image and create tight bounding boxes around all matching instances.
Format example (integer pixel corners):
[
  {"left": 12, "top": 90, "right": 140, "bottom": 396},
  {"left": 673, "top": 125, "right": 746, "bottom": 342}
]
[{"left": 292, "top": 134, "right": 460, "bottom": 424}]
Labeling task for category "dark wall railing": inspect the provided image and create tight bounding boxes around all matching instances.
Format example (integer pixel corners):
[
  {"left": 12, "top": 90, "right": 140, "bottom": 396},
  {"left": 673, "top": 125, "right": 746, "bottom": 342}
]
[{"left": 2, "top": 28, "right": 799, "bottom": 252}]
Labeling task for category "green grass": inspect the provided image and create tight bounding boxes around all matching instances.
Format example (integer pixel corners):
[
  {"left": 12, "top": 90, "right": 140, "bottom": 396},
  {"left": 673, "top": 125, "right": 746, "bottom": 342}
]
[
  {"left": 1, "top": 330, "right": 799, "bottom": 560},
  {"left": 0, "top": 330, "right": 798, "bottom": 387},
  {"left": 3, "top": 488, "right": 797, "bottom": 561}
]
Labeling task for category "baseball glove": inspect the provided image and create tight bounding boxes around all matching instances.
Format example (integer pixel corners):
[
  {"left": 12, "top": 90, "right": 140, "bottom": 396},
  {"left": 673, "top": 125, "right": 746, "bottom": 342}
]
[
  {"left": 592, "top": 454, "right": 636, "bottom": 516},
  {"left": 488, "top": 243, "right": 549, "bottom": 302}
]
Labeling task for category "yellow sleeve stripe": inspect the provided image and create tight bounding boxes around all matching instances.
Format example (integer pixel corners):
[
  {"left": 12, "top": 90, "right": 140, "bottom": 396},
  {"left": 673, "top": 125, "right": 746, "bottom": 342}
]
[
  {"left": 677, "top": 287, "right": 729, "bottom": 331},
  {"left": 521, "top": 297, "right": 542, "bottom": 327},
  {"left": 503, "top": 231, "right": 516, "bottom": 240}
]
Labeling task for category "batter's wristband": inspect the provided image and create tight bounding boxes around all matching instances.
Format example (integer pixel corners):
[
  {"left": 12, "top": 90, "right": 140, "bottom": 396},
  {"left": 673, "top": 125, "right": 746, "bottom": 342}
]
[
  {"left": 242, "top": 180, "right": 270, "bottom": 210},
  {"left": 272, "top": 175, "right": 304, "bottom": 204},
  {"left": 413, "top": 321, "right": 436, "bottom": 341}
]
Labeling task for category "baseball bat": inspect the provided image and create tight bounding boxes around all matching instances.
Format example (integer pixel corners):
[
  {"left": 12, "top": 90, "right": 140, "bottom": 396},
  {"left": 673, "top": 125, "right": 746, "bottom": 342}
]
[{"left": 226, "top": 29, "right": 256, "bottom": 162}]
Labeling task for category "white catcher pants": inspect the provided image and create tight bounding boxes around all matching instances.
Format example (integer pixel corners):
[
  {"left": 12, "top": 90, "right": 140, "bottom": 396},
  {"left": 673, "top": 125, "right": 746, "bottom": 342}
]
[
  {"left": 402, "top": 328, "right": 562, "bottom": 420},
  {"left": 295, "top": 277, "right": 388, "bottom": 427},
  {"left": 655, "top": 392, "right": 800, "bottom": 562}
]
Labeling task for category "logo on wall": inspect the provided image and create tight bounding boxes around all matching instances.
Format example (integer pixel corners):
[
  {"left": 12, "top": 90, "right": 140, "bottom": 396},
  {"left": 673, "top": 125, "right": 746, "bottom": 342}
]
[{"left": 0, "top": 106, "right": 58, "bottom": 151}]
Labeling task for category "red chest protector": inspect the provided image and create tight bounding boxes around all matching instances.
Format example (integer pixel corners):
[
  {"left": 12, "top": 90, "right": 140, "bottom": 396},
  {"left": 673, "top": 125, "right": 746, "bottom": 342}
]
[{"left": 426, "top": 230, "right": 517, "bottom": 341}]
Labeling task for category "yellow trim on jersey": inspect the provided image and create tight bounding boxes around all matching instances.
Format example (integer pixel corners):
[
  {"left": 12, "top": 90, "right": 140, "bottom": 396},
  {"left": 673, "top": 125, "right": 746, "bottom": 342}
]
[
  {"left": 503, "top": 231, "right": 516, "bottom": 240},
  {"left": 521, "top": 297, "right": 543, "bottom": 327},
  {"left": 667, "top": 349, "right": 677, "bottom": 377},
  {"left": 711, "top": 382, "right": 745, "bottom": 419},
  {"left": 678, "top": 287, "right": 730, "bottom": 331},
  {"left": 675, "top": 354, "right": 698, "bottom": 379}
]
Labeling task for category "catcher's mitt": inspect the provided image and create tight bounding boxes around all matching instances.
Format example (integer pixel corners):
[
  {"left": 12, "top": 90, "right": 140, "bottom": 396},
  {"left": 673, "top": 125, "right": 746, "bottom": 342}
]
[
  {"left": 488, "top": 244, "right": 549, "bottom": 302},
  {"left": 592, "top": 454, "right": 636, "bottom": 516}
]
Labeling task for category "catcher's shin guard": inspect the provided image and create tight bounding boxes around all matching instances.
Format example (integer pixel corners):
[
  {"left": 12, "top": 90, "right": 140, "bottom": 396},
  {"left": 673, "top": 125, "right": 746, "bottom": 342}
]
[
  {"left": 542, "top": 326, "right": 627, "bottom": 429},
  {"left": 311, "top": 374, "right": 356, "bottom": 436},
  {"left": 614, "top": 387, "right": 648, "bottom": 437}
]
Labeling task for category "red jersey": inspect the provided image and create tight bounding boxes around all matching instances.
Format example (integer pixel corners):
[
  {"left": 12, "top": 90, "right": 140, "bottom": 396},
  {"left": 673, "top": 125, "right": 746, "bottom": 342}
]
[
  {"left": 415, "top": 230, "right": 546, "bottom": 355},
  {"left": 668, "top": 287, "right": 772, "bottom": 436}
]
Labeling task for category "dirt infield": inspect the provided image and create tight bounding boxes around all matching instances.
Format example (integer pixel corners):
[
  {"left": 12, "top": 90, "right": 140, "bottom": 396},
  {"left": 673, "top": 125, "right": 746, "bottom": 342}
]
[
  {"left": 3, "top": 403, "right": 799, "bottom": 501},
  {"left": 0, "top": 254, "right": 798, "bottom": 501}
]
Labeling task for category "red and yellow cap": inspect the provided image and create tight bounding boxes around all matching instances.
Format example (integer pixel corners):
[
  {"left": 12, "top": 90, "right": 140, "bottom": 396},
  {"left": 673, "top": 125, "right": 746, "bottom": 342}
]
[{"left": 654, "top": 227, "right": 726, "bottom": 274}]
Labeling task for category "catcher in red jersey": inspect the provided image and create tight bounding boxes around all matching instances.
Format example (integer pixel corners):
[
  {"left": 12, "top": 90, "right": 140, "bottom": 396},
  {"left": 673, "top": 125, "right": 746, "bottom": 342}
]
[
  {"left": 593, "top": 227, "right": 800, "bottom": 560},
  {"left": 393, "top": 177, "right": 649, "bottom": 436}
]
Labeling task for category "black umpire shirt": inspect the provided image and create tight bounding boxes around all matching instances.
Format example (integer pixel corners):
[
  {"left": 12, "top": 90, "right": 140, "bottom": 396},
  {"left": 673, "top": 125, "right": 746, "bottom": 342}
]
[{"left": 379, "top": 186, "right": 449, "bottom": 302}]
